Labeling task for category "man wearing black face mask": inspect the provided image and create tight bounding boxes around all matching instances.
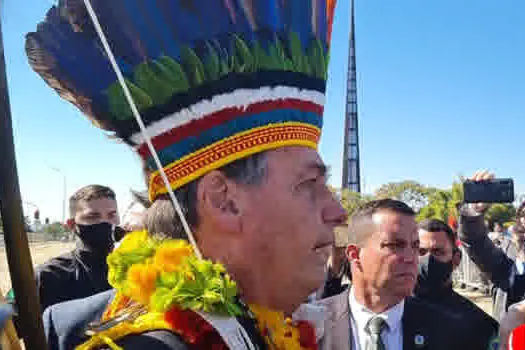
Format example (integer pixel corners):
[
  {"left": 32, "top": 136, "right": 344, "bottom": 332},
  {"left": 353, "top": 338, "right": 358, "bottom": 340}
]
[
  {"left": 34, "top": 185, "right": 119, "bottom": 312},
  {"left": 415, "top": 219, "right": 498, "bottom": 349}
]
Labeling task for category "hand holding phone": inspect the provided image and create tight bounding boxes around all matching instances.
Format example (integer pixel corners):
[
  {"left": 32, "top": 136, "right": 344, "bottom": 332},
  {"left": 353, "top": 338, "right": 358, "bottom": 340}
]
[{"left": 463, "top": 178, "right": 514, "bottom": 203}]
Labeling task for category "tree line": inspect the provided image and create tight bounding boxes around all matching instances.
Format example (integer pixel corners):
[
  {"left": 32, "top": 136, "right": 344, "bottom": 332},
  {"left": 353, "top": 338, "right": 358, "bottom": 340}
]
[{"left": 337, "top": 180, "right": 523, "bottom": 229}]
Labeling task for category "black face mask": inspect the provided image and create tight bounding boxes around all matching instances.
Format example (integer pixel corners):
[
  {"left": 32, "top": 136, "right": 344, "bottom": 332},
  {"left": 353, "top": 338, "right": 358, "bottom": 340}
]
[
  {"left": 76, "top": 222, "right": 115, "bottom": 253},
  {"left": 417, "top": 254, "right": 453, "bottom": 293}
]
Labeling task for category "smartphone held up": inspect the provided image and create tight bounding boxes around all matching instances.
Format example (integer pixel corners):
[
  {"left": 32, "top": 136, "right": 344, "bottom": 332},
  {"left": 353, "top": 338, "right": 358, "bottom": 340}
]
[{"left": 463, "top": 178, "right": 515, "bottom": 203}]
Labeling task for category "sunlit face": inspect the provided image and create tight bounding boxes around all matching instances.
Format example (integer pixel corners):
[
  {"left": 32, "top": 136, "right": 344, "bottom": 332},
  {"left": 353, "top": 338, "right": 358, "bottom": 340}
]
[
  {"left": 357, "top": 210, "right": 419, "bottom": 299},
  {"left": 237, "top": 147, "right": 347, "bottom": 306},
  {"left": 74, "top": 198, "right": 119, "bottom": 226}
]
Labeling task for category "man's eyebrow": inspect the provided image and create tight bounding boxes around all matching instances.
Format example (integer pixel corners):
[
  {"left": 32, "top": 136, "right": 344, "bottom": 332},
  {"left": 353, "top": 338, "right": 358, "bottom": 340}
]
[
  {"left": 83, "top": 211, "right": 101, "bottom": 216},
  {"left": 303, "top": 162, "right": 329, "bottom": 177}
]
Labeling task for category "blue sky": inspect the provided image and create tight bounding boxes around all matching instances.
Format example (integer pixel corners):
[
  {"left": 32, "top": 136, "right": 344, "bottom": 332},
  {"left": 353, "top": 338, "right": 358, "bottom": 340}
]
[{"left": 2, "top": 0, "right": 524, "bottom": 222}]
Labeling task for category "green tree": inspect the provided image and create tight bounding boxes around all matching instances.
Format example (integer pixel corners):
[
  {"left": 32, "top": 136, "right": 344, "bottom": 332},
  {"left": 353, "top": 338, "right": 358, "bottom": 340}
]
[
  {"left": 338, "top": 189, "right": 375, "bottom": 219},
  {"left": 43, "top": 222, "right": 68, "bottom": 240},
  {"left": 375, "top": 181, "right": 430, "bottom": 212},
  {"left": 417, "top": 181, "right": 463, "bottom": 222},
  {"left": 485, "top": 204, "right": 516, "bottom": 228},
  {"left": 417, "top": 189, "right": 452, "bottom": 222}
]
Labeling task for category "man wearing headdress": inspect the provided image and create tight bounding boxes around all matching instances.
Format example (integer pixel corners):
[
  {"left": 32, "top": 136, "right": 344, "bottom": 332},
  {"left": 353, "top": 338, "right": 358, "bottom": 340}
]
[{"left": 27, "top": 1, "right": 346, "bottom": 349}]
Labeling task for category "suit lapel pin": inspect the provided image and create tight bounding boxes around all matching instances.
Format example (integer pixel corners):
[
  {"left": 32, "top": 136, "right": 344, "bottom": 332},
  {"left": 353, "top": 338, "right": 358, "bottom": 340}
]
[{"left": 414, "top": 334, "right": 425, "bottom": 347}]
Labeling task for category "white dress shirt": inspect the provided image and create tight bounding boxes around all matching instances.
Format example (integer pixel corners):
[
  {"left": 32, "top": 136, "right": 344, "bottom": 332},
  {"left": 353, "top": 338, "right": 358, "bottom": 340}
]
[{"left": 348, "top": 287, "right": 404, "bottom": 350}]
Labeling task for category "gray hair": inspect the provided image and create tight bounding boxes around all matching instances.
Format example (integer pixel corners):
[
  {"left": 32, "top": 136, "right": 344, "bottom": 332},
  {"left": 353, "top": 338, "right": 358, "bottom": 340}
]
[{"left": 144, "top": 151, "right": 268, "bottom": 239}]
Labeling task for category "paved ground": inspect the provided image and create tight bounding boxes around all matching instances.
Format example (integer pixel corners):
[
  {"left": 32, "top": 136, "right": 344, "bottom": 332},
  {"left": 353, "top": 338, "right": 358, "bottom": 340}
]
[
  {"left": 456, "top": 288, "right": 493, "bottom": 316},
  {"left": 0, "top": 241, "right": 75, "bottom": 293}
]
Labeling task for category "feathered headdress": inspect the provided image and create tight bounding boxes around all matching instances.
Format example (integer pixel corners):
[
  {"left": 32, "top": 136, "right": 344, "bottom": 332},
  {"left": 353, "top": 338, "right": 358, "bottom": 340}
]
[{"left": 26, "top": 0, "right": 338, "bottom": 201}]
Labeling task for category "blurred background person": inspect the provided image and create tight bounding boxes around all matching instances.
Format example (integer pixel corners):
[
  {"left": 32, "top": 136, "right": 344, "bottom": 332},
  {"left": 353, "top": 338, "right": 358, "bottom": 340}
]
[
  {"left": 318, "top": 225, "right": 351, "bottom": 299},
  {"left": 113, "top": 190, "right": 149, "bottom": 242},
  {"left": 489, "top": 222, "right": 506, "bottom": 247}
]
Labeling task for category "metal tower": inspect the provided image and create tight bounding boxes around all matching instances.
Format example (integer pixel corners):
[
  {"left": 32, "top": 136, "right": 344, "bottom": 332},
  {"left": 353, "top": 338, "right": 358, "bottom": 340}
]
[{"left": 341, "top": 0, "right": 361, "bottom": 192}]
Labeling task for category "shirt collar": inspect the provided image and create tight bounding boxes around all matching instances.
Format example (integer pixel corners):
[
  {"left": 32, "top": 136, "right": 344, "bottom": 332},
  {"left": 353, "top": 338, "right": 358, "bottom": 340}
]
[{"left": 349, "top": 286, "right": 405, "bottom": 332}]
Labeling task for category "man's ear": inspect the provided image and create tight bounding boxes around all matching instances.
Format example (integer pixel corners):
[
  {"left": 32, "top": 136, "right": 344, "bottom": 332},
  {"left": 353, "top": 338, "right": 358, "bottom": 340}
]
[
  {"left": 66, "top": 218, "right": 76, "bottom": 230},
  {"left": 452, "top": 248, "right": 462, "bottom": 269},
  {"left": 197, "top": 170, "right": 242, "bottom": 233},
  {"left": 346, "top": 244, "right": 362, "bottom": 270}
]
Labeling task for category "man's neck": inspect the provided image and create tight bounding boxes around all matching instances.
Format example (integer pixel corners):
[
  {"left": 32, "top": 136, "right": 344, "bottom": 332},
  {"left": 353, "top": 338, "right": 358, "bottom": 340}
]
[
  {"left": 415, "top": 281, "right": 452, "bottom": 298},
  {"left": 236, "top": 273, "right": 299, "bottom": 316},
  {"left": 203, "top": 248, "right": 299, "bottom": 316},
  {"left": 351, "top": 285, "right": 403, "bottom": 314}
]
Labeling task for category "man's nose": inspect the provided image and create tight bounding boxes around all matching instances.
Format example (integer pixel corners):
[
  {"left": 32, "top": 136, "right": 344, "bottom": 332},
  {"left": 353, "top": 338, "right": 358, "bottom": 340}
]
[
  {"left": 402, "top": 247, "right": 418, "bottom": 264},
  {"left": 323, "top": 195, "right": 348, "bottom": 226}
]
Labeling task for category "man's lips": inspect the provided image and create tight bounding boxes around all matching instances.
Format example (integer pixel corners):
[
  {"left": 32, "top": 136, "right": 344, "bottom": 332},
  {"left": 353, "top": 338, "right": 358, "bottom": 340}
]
[
  {"left": 313, "top": 241, "right": 333, "bottom": 260},
  {"left": 314, "top": 240, "right": 333, "bottom": 250},
  {"left": 396, "top": 272, "right": 416, "bottom": 279}
]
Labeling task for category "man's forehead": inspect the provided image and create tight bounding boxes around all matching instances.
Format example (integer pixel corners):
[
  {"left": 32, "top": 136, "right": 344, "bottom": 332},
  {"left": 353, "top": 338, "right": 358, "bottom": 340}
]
[
  {"left": 371, "top": 211, "right": 417, "bottom": 238},
  {"left": 77, "top": 198, "right": 118, "bottom": 213},
  {"left": 269, "top": 147, "right": 325, "bottom": 175},
  {"left": 372, "top": 210, "right": 416, "bottom": 227},
  {"left": 419, "top": 229, "right": 448, "bottom": 246}
]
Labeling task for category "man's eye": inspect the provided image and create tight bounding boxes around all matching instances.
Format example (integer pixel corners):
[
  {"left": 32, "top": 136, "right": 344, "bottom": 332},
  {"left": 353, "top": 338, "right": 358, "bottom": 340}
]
[
  {"left": 301, "top": 178, "right": 318, "bottom": 187},
  {"left": 382, "top": 242, "right": 407, "bottom": 250}
]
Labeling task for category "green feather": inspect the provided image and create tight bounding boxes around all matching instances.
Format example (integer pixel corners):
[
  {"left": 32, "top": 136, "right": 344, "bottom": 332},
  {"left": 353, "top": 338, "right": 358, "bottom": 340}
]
[
  {"left": 307, "top": 39, "right": 327, "bottom": 79},
  {"left": 220, "top": 58, "right": 230, "bottom": 76},
  {"left": 288, "top": 31, "right": 305, "bottom": 73},
  {"left": 134, "top": 63, "right": 175, "bottom": 105},
  {"left": 233, "top": 35, "right": 254, "bottom": 73},
  {"left": 204, "top": 42, "right": 221, "bottom": 81},
  {"left": 156, "top": 56, "right": 190, "bottom": 93},
  {"left": 268, "top": 41, "right": 285, "bottom": 70},
  {"left": 181, "top": 47, "right": 206, "bottom": 86},
  {"left": 107, "top": 80, "right": 152, "bottom": 119},
  {"left": 253, "top": 42, "right": 272, "bottom": 70}
]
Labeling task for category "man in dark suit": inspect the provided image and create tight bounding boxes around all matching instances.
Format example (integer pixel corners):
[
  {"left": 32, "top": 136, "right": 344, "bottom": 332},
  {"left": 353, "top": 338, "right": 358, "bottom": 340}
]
[
  {"left": 319, "top": 199, "right": 481, "bottom": 350},
  {"left": 43, "top": 290, "right": 267, "bottom": 350},
  {"left": 415, "top": 219, "right": 498, "bottom": 349}
]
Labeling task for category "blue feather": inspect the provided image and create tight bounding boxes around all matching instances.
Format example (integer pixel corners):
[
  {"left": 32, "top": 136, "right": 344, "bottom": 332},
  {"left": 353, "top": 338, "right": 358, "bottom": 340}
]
[
  {"left": 191, "top": 0, "right": 236, "bottom": 39},
  {"left": 65, "top": 0, "right": 147, "bottom": 66},
  {"left": 223, "top": 0, "right": 252, "bottom": 37},
  {"left": 96, "top": 0, "right": 150, "bottom": 65},
  {"left": 27, "top": 0, "right": 334, "bottom": 132},
  {"left": 133, "top": 0, "right": 180, "bottom": 58},
  {"left": 118, "top": 0, "right": 164, "bottom": 59},
  {"left": 283, "top": 0, "right": 313, "bottom": 47},
  {"left": 253, "top": 0, "right": 283, "bottom": 32},
  {"left": 237, "top": 0, "right": 257, "bottom": 30},
  {"left": 36, "top": 10, "right": 114, "bottom": 97},
  {"left": 155, "top": 0, "right": 205, "bottom": 45},
  {"left": 312, "top": 0, "right": 327, "bottom": 41}
]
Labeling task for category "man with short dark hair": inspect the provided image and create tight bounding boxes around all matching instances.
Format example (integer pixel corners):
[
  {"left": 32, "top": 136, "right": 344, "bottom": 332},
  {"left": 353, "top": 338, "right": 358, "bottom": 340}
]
[
  {"left": 35, "top": 185, "right": 119, "bottom": 311},
  {"left": 415, "top": 218, "right": 498, "bottom": 350},
  {"left": 320, "top": 199, "right": 474, "bottom": 350}
]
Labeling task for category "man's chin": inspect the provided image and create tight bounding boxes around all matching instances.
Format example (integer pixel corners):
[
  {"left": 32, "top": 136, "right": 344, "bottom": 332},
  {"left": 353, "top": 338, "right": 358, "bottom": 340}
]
[
  {"left": 390, "top": 282, "right": 416, "bottom": 299},
  {"left": 293, "top": 269, "right": 324, "bottom": 298}
]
